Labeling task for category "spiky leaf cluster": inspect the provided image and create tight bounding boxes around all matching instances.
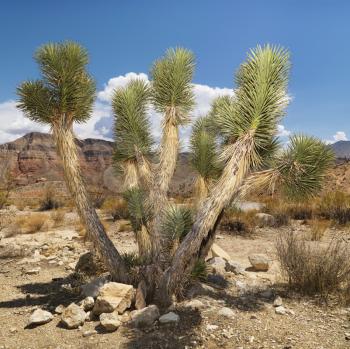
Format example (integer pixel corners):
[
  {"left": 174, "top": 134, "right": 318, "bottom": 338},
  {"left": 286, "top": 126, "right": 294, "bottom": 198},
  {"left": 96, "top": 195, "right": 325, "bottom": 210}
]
[
  {"left": 17, "top": 42, "right": 95, "bottom": 125},
  {"left": 123, "top": 188, "right": 151, "bottom": 231},
  {"left": 151, "top": 48, "right": 195, "bottom": 123},
  {"left": 275, "top": 135, "right": 334, "bottom": 199},
  {"left": 214, "top": 45, "right": 290, "bottom": 166},
  {"left": 112, "top": 79, "right": 153, "bottom": 163},
  {"left": 162, "top": 205, "right": 193, "bottom": 241},
  {"left": 190, "top": 116, "right": 221, "bottom": 179}
]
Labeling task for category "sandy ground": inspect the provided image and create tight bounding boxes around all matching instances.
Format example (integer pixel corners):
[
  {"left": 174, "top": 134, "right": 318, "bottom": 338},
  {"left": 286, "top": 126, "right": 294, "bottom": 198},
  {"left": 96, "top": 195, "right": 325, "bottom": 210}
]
[{"left": 0, "top": 214, "right": 350, "bottom": 349}]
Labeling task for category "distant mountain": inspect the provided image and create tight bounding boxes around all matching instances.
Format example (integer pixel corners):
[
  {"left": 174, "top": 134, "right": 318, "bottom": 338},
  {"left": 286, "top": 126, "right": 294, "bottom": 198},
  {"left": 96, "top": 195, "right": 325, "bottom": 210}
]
[
  {"left": 331, "top": 141, "right": 350, "bottom": 159},
  {"left": 0, "top": 132, "right": 195, "bottom": 202}
]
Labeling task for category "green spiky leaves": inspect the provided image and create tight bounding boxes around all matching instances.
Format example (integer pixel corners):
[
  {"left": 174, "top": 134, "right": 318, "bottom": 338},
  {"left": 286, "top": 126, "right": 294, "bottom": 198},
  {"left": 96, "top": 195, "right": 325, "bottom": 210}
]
[
  {"left": 17, "top": 42, "right": 95, "bottom": 125},
  {"left": 214, "top": 45, "right": 290, "bottom": 166},
  {"left": 151, "top": 47, "right": 195, "bottom": 124},
  {"left": 112, "top": 79, "right": 153, "bottom": 163},
  {"left": 162, "top": 205, "right": 193, "bottom": 241},
  {"left": 123, "top": 187, "right": 151, "bottom": 232},
  {"left": 276, "top": 135, "right": 334, "bottom": 200},
  {"left": 190, "top": 116, "right": 220, "bottom": 180}
]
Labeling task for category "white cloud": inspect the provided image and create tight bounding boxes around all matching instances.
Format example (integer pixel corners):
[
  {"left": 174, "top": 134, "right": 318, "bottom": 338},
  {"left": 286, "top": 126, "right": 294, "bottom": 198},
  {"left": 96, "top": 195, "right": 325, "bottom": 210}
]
[
  {"left": 277, "top": 124, "right": 291, "bottom": 137},
  {"left": 325, "top": 131, "right": 348, "bottom": 144}
]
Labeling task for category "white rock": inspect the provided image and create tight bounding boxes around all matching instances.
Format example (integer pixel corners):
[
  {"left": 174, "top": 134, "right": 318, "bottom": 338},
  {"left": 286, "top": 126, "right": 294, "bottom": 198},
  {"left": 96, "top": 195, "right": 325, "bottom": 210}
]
[
  {"left": 81, "top": 276, "right": 109, "bottom": 298},
  {"left": 100, "top": 311, "right": 121, "bottom": 331},
  {"left": 273, "top": 296, "right": 283, "bottom": 307},
  {"left": 218, "top": 307, "right": 235, "bottom": 318},
  {"left": 55, "top": 304, "right": 65, "bottom": 314},
  {"left": 83, "top": 329, "right": 97, "bottom": 337},
  {"left": 206, "top": 324, "right": 219, "bottom": 331},
  {"left": 159, "top": 312, "right": 180, "bottom": 324},
  {"left": 225, "top": 260, "right": 245, "bottom": 275},
  {"left": 61, "top": 303, "right": 87, "bottom": 329},
  {"left": 183, "top": 299, "right": 205, "bottom": 309},
  {"left": 28, "top": 309, "right": 53, "bottom": 326},
  {"left": 80, "top": 296, "right": 94, "bottom": 311},
  {"left": 130, "top": 305, "right": 160, "bottom": 328},
  {"left": 93, "top": 282, "right": 134, "bottom": 315},
  {"left": 248, "top": 254, "right": 270, "bottom": 271},
  {"left": 210, "top": 243, "right": 231, "bottom": 261},
  {"left": 255, "top": 212, "right": 275, "bottom": 227},
  {"left": 207, "top": 257, "right": 226, "bottom": 275},
  {"left": 26, "top": 268, "right": 41, "bottom": 275},
  {"left": 275, "top": 306, "right": 287, "bottom": 315}
]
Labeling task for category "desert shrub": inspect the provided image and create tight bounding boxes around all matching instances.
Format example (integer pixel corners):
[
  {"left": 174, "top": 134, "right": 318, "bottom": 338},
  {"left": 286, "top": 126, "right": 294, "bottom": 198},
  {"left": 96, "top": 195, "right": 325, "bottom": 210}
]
[
  {"left": 12, "top": 213, "right": 47, "bottom": 234},
  {"left": 0, "top": 208, "right": 16, "bottom": 235},
  {"left": 39, "top": 186, "right": 61, "bottom": 211},
  {"left": 51, "top": 209, "right": 65, "bottom": 227},
  {"left": 286, "top": 202, "right": 314, "bottom": 220},
  {"left": 0, "top": 191, "right": 8, "bottom": 209},
  {"left": 102, "top": 197, "right": 129, "bottom": 221},
  {"left": 317, "top": 191, "right": 350, "bottom": 225},
  {"left": 220, "top": 207, "right": 256, "bottom": 236},
  {"left": 308, "top": 219, "right": 330, "bottom": 241},
  {"left": 121, "top": 252, "right": 144, "bottom": 269},
  {"left": 191, "top": 259, "right": 208, "bottom": 281},
  {"left": 276, "top": 231, "right": 350, "bottom": 300}
]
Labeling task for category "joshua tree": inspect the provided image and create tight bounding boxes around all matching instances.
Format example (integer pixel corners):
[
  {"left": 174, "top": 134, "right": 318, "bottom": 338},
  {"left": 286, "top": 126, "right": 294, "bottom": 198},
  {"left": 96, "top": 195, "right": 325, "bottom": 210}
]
[
  {"left": 18, "top": 42, "right": 333, "bottom": 307},
  {"left": 17, "top": 42, "right": 128, "bottom": 282}
]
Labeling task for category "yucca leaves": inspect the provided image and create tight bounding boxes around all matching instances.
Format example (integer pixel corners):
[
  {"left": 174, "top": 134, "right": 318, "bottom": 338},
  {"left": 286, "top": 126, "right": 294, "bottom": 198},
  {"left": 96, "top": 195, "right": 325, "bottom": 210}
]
[
  {"left": 123, "top": 187, "right": 151, "bottom": 232},
  {"left": 214, "top": 45, "right": 290, "bottom": 166},
  {"left": 17, "top": 42, "right": 95, "bottom": 125},
  {"left": 190, "top": 116, "right": 220, "bottom": 179},
  {"left": 275, "top": 135, "right": 334, "bottom": 199},
  {"left": 151, "top": 47, "right": 195, "bottom": 124},
  {"left": 112, "top": 79, "right": 153, "bottom": 163},
  {"left": 161, "top": 205, "right": 193, "bottom": 241}
]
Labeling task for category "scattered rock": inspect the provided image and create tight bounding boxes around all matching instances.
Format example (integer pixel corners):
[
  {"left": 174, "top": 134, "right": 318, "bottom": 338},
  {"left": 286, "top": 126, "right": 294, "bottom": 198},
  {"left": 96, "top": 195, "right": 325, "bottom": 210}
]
[
  {"left": 186, "top": 282, "right": 216, "bottom": 298},
  {"left": 80, "top": 296, "right": 94, "bottom": 311},
  {"left": 61, "top": 303, "right": 87, "bottom": 329},
  {"left": 93, "top": 282, "right": 134, "bottom": 315},
  {"left": 255, "top": 212, "right": 275, "bottom": 227},
  {"left": 25, "top": 268, "right": 41, "bottom": 275},
  {"left": 55, "top": 304, "right": 65, "bottom": 314},
  {"left": 28, "top": 309, "right": 53, "bottom": 326},
  {"left": 130, "top": 305, "right": 160, "bottom": 328},
  {"left": 225, "top": 260, "right": 245, "bottom": 275},
  {"left": 83, "top": 329, "right": 97, "bottom": 337},
  {"left": 159, "top": 312, "right": 180, "bottom": 324},
  {"left": 207, "top": 273, "right": 228, "bottom": 287},
  {"left": 345, "top": 332, "right": 350, "bottom": 340},
  {"left": 183, "top": 299, "right": 205, "bottom": 309},
  {"left": 248, "top": 254, "right": 270, "bottom": 271},
  {"left": 100, "top": 311, "right": 121, "bottom": 331},
  {"left": 218, "top": 307, "right": 235, "bottom": 318},
  {"left": 0, "top": 242, "right": 28, "bottom": 259},
  {"left": 275, "top": 306, "right": 287, "bottom": 315},
  {"left": 207, "top": 257, "right": 226, "bottom": 275},
  {"left": 9, "top": 327, "right": 17, "bottom": 334},
  {"left": 210, "top": 243, "right": 231, "bottom": 261},
  {"left": 206, "top": 324, "right": 219, "bottom": 331},
  {"left": 273, "top": 296, "right": 283, "bottom": 307}
]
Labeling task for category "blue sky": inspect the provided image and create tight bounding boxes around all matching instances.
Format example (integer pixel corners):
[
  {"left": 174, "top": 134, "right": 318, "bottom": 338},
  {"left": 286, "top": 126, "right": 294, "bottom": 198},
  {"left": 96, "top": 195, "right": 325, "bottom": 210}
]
[{"left": 0, "top": 0, "right": 349, "bottom": 144}]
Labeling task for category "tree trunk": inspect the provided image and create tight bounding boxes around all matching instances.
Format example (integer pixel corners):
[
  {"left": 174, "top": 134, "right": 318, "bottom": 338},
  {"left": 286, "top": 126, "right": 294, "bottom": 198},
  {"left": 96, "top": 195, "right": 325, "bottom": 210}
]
[
  {"left": 52, "top": 124, "right": 129, "bottom": 283},
  {"left": 157, "top": 137, "right": 253, "bottom": 305}
]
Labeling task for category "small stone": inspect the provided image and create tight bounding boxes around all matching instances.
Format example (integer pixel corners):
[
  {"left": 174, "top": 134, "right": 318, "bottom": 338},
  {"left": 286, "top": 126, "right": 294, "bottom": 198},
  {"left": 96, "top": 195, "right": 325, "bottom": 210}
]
[
  {"left": 100, "top": 311, "right": 121, "bottom": 331},
  {"left": 80, "top": 296, "right": 94, "bottom": 311},
  {"left": 130, "top": 304, "right": 160, "bottom": 328},
  {"left": 83, "top": 329, "right": 97, "bottom": 337},
  {"left": 345, "top": 332, "right": 350, "bottom": 340},
  {"left": 218, "top": 307, "right": 235, "bottom": 319},
  {"left": 28, "top": 309, "right": 53, "bottom": 326},
  {"left": 61, "top": 303, "right": 87, "bottom": 329},
  {"left": 26, "top": 268, "right": 41, "bottom": 275},
  {"left": 275, "top": 306, "right": 287, "bottom": 315},
  {"left": 183, "top": 299, "right": 205, "bottom": 309},
  {"left": 9, "top": 327, "right": 17, "bottom": 334},
  {"left": 273, "top": 296, "right": 283, "bottom": 307},
  {"left": 159, "top": 312, "right": 180, "bottom": 324},
  {"left": 225, "top": 260, "right": 245, "bottom": 275},
  {"left": 55, "top": 304, "right": 65, "bottom": 314},
  {"left": 248, "top": 254, "right": 270, "bottom": 271},
  {"left": 206, "top": 324, "right": 219, "bottom": 331},
  {"left": 255, "top": 213, "right": 275, "bottom": 227}
]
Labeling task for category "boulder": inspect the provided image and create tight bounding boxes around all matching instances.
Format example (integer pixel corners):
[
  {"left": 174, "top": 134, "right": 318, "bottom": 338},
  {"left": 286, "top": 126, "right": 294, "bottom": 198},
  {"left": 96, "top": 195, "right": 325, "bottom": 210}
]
[
  {"left": 100, "top": 311, "right": 121, "bottom": 331},
  {"left": 248, "top": 254, "right": 270, "bottom": 271},
  {"left": 55, "top": 304, "right": 65, "bottom": 314},
  {"left": 28, "top": 309, "right": 53, "bottom": 326},
  {"left": 210, "top": 243, "right": 231, "bottom": 261},
  {"left": 207, "top": 257, "right": 226, "bottom": 275},
  {"left": 61, "top": 303, "right": 87, "bottom": 329},
  {"left": 275, "top": 306, "right": 287, "bottom": 315},
  {"left": 130, "top": 305, "right": 160, "bottom": 328},
  {"left": 273, "top": 296, "right": 283, "bottom": 307},
  {"left": 93, "top": 282, "right": 134, "bottom": 315},
  {"left": 159, "top": 312, "right": 180, "bottom": 324},
  {"left": 255, "top": 213, "right": 275, "bottom": 227}
]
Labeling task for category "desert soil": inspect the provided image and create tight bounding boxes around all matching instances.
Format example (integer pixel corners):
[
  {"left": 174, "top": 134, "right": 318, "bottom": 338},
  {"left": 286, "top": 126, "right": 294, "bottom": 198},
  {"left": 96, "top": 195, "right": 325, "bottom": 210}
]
[{"left": 0, "top": 213, "right": 350, "bottom": 349}]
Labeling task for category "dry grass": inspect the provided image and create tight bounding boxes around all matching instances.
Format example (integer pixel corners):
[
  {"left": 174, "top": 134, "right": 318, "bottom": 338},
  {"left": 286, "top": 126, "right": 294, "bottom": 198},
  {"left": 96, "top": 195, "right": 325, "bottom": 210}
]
[
  {"left": 276, "top": 230, "right": 350, "bottom": 301},
  {"left": 51, "top": 209, "right": 66, "bottom": 228},
  {"left": 307, "top": 219, "right": 331, "bottom": 241},
  {"left": 102, "top": 197, "right": 129, "bottom": 221},
  {"left": 317, "top": 191, "right": 350, "bottom": 225},
  {"left": 221, "top": 207, "right": 257, "bottom": 236},
  {"left": 10, "top": 213, "right": 47, "bottom": 235}
]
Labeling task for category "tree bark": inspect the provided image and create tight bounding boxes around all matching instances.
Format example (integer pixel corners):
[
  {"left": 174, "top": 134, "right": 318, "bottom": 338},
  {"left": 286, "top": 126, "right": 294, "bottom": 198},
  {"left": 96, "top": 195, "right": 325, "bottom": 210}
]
[
  {"left": 52, "top": 123, "right": 129, "bottom": 283},
  {"left": 157, "top": 137, "right": 253, "bottom": 305}
]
